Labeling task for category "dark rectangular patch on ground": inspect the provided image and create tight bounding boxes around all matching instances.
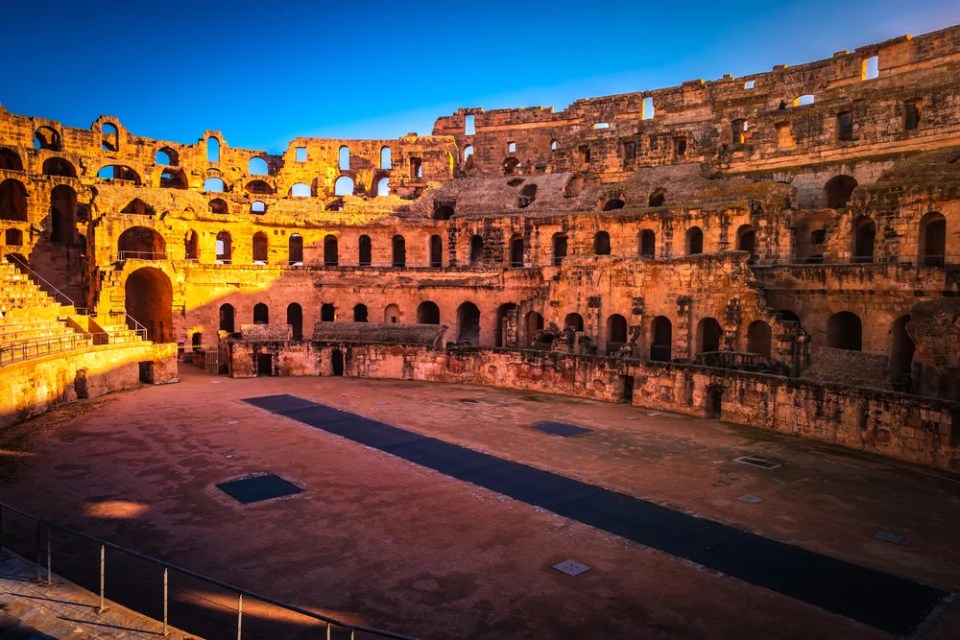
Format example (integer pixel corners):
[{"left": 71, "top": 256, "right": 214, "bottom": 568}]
[
  {"left": 244, "top": 394, "right": 951, "bottom": 636},
  {"left": 530, "top": 422, "right": 592, "bottom": 437},
  {"left": 216, "top": 474, "right": 302, "bottom": 504}
]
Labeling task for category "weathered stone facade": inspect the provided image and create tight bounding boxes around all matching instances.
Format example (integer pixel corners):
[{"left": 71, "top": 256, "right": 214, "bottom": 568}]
[{"left": 2, "top": 25, "right": 959, "bottom": 469}]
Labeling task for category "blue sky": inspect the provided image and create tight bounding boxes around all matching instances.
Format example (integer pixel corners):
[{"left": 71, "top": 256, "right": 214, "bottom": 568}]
[{"left": 2, "top": 1, "right": 958, "bottom": 153}]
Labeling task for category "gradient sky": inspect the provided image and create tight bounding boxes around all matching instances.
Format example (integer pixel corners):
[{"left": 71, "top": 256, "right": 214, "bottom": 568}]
[{"left": 2, "top": 1, "right": 958, "bottom": 153}]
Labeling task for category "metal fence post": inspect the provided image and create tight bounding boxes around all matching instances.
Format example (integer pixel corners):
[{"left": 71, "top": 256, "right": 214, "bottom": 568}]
[
  {"left": 35, "top": 525, "right": 41, "bottom": 581},
  {"left": 163, "top": 567, "right": 168, "bottom": 637},
  {"left": 237, "top": 593, "right": 243, "bottom": 640},
  {"left": 46, "top": 526, "right": 51, "bottom": 585},
  {"left": 98, "top": 545, "right": 105, "bottom": 613},
  {"left": 0, "top": 505, "right": 4, "bottom": 554}
]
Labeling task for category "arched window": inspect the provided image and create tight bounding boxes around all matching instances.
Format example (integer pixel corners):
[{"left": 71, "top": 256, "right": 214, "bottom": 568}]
[
  {"left": 392, "top": 235, "right": 406, "bottom": 268},
  {"left": 495, "top": 303, "right": 518, "bottom": 348},
  {"left": 377, "top": 178, "right": 390, "bottom": 197},
  {"left": 550, "top": 139, "right": 558, "bottom": 151},
  {"left": 184, "top": 230, "right": 199, "bottom": 260},
  {"left": 434, "top": 204, "right": 455, "bottom": 220},
  {"left": 321, "top": 303, "right": 335, "bottom": 321},
  {"left": 246, "top": 180, "right": 273, "bottom": 195},
  {"left": 853, "top": 216, "right": 875, "bottom": 263},
  {"left": 288, "top": 233, "right": 303, "bottom": 265},
  {"left": 358, "top": 234, "right": 372, "bottom": 266},
  {"left": 98, "top": 165, "right": 142, "bottom": 184},
  {"left": 339, "top": 146, "right": 350, "bottom": 171},
  {"left": 253, "top": 303, "right": 269, "bottom": 324},
  {"left": 640, "top": 230, "right": 656, "bottom": 258},
  {"left": 209, "top": 198, "right": 228, "bottom": 214},
  {"left": 919, "top": 211, "right": 946, "bottom": 267},
  {"left": 0, "top": 179, "right": 28, "bottom": 221},
  {"left": 747, "top": 320, "right": 772, "bottom": 359},
  {"left": 0, "top": 149, "right": 23, "bottom": 172},
  {"left": 287, "top": 303, "right": 303, "bottom": 340},
  {"left": 251, "top": 201, "right": 266, "bottom": 214},
  {"left": 160, "top": 169, "right": 187, "bottom": 189},
  {"left": 827, "top": 312, "right": 862, "bottom": 351},
  {"left": 686, "top": 227, "right": 704, "bottom": 255},
  {"left": 252, "top": 232, "right": 268, "bottom": 263},
  {"left": 736, "top": 225, "right": 756, "bottom": 260},
  {"left": 101, "top": 123, "right": 119, "bottom": 151},
  {"left": 354, "top": 304, "right": 368, "bottom": 322},
  {"left": 525, "top": 311, "right": 544, "bottom": 346},
  {"left": 606, "top": 314, "right": 628, "bottom": 353},
  {"left": 216, "top": 231, "right": 232, "bottom": 263},
  {"left": 121, "top": 198, "right": 155, "bottom": 216},
  {"left": 594, "top": 231, "right": 611, "bottom": 256},
  {"left": 50, "top": 185, "right": 76, "bottom": 244},
  {"left": 203, "top": 177, "right": 225, "bottom": 193},
  {"left": 824, "top": 175, "right": 858, "bottom": 209},
  {"left": 380, "top": 146, "right": 392, "bottom": 170},
  {"left": 324, "top": 234, "right": 339, "bottom": 266},
  {"left": 469, "top": 235, "right": 484, "bottom": 265},
  {"left": 602, "top": 197, "right": 625, "bottom": 211},
  {"left": 509, "top": 234, "right": 524, "bottom": 268},
  {"left": 696, "top": 317, "right": 723, "bottom": 353},
  {"left": 503, "top": 157, "right": 520, "bottom": 175},
  {"left": 384, "top": 304, "right": 401, "bottom": 324},
  {"left": 248, "top": 157, "right": 269, "bottom": 175},
  {"left": 456, "top": 302, "right": 481, "bottom": 345},
  {"left": 219, "top": 304, "right": 235, "bottom": 333},
  {"left": 155, "top": 147, "right": 178, "bottom": 166},
  {"left": 42, "top": 158, "right": 76, "bottom": 178},
  {"left": 463, "top": 145, "right": 474, "bottom": 168},
  {"left": 429, "top": 235, "right": 443, "bottom": 268},
  {"left": 552, "top": 233, "right": 568, "bottom": 266},
  {"left": 334, "top": 176, "right": 353, "bottom": 196},
  {"left": 564, "top": 313, "right": 584, "bottom": 332},
  {"left": 890, "top": 315, "right": 915, "bottom": 388},
  {"left": 648, "top": 189, "right": 666, "bottom": 207},
  {"left": 34, "top": 126, "right": 61, "bottom": 151},
  {"left": 650, "top": 316, "right": 672, "bottom": 362},
  {"left": 290, "top": 183, "right": 311, "bottom": 197},
  {"left": 207, "top": 137, "right": 220, "bottom": 162},
  {"left": 417, "top": 301, "right": 440, "bottom": 324}
]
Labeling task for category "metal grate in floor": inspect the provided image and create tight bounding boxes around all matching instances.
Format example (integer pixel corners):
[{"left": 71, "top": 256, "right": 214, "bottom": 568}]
[
  {"left": 530, "top": 422, "right": 593, "bottom": 437},
  {"left": 216, "top": 474, "right": 302, "bottom": 504},
  {"left": 734, "top": 455, "right": 782, "bottom": 470}
]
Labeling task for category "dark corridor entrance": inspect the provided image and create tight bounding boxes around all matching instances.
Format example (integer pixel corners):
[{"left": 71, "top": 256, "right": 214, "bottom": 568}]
[{"left": 256, "top": 353, "right": 273, "bottom": 376}]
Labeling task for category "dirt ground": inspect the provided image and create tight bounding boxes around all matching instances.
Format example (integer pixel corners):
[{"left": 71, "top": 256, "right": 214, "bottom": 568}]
[{"left": 1, "top": 367, "right": 958, "bottom": 639}]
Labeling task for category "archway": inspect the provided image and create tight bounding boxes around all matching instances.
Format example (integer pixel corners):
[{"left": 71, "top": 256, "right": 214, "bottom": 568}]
[
  {"left": 686, "top": 227, "right": 703, "bottom": 255},
  {"left": 469, "top": 235, "right": 484, "bottom": 265},
  {"left": 184, "top": 230, "right": 199, "bottom": 260},
  {"left": 253, "top": 303, "right": 269, "bottom": 324},
  {"left": 853, "top": 216, "right": 875, "bottom": 263},
  {"left": 42, "top": 157, "right": 76, "bottom": 178},
  {"left": 392, "top": 235, "right": 406, "bottom": 268},
  {"left": 417, "top": 301, "right": 440, "bottom": 324},
  {"left": 495, "top": 303, "right": 518, "bottom": 347},
  {"left": 524, "top": 311, "right": 544, "bottom": 346},
  {"left": 594, "top": 231, "right": 611, "bottom": 255},
  {"left": 124, "top": 267, "right": 172, "bottom": 343},
  {"left": 457, "top": 302, "right": 481, "bottom": 345},
  {"left": 747, "top": 320, "right": 772, "bottom": 359},
  {"left": 324, "top": 235, "right": 339, "bottom": 266},
  {"left": 697, "top": 317, "right": 723, "bottom": 353},
  {"left": 606, "top": 314, "right": 628, "bottom": 354},
  {"left": 824, "top": 175, "right": 858, "bottom": 208},
  {"left": 736, "top": 225, "right": 756, "bottom": 260},
  {"left": 429, "top": 235, "right": 443, "bottom": 268},
  {"left": 564, "top": 313, "right": 584, "bottom": 332},
  {"left": 552, "top": 234, "right": 568, "bottom": 265},
  {"left": 358, "top": 234, "right": 372, "bottom": 266},
  {"left": 509, "top": 234, "right": 524, "bottom": 267},
  {"left": 252, "top": 232, "right": 268, "bottom": 263},
  {"left": 321, "top": 304, "right": 335, "bottom": 322},
  {"left": 650, "top": 316, "right": 672, "bottom": 362},
  {"left": 890, "top": 315, "right": 915, "bottom": 389},
  {"left": 289, "top": 234, "right": 303, "bottom": 265},
  {"left": 219, "top": 304, "right": 235, "bottom": 333},
  {"left": 827, "top": 311, "right": 862, "bottom": 350},
  {"left": 216, "top": 231, "right": 232, "bottom": 262},
  {"left": 118, "top": 227, "right": 166, "bottom": 260},
  {"left": 919, "top": 212, "right": 946, "bottom": 267},
  {"left": 384, "top": 304, "right": 401, "bottom": 324},
  {"left": 332, "top": 349, "right": 344, "bottom": 376},
  {"left": 287, "top": 303, "right": 303, "bottom": 340},
  {"left": 639, "top": 230, "right": 656, "bottom": 258},
  {"left": 50, "top": 185, "right": 77, "bottom": 244},
  {"left": 354, "top": 304, "right": 368, "bottom": 322},
  {"left": 0, "top": 179, "right": 27, "bottom": 221}
]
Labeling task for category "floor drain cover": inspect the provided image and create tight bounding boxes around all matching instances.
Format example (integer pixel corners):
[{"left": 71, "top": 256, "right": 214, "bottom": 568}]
[
  {"left": 873, "top": 531, "right": 904, "bottom": 544},
  {"left": 553, "top": 560, "right": 591, "bottom": 576},
  {"left": 738, "top": 495, "right": 763, "bottom": 504},
  {"left": 216, "top": 474, "right": 302, "bottom": 504},
  {"left": 734, "top": 455, "right": 782, "bottom": 470},
  {"left": 531, "top": 422, "right": 592, "bottom": 437}
]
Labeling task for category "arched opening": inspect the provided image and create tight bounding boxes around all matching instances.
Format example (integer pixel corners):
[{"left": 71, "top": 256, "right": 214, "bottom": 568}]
[
  {"left": 594, "top": 231, "right": 611, "bottom": 256},
  {"left": 324, "top": 235, "right": 339, "bottom": 267},
  {"left": 563, "top": 175, "right": 584, "bottom": 198},
  {"left": 121, "top": 198, "right": 155, "bottom": 216},
  {"left": 0, "top": 179, "right": 28, "bottom": 221},
  {"left": 0, "top": 149, "right": 23, "bottom": 172},
  {"left": 495, "top": 303, "right": 518, "bottom": 348},
  {"left": 650, "top": 316, "right": 672, "bottom": 362},
  {"left": 417, "top": 301, "right": 440, "bottom": 324},
  {"left": 339, "top": 146, "right": 350, "bottom": 171},
  {"left": 686, "top": 227, "right": 704, "bottom": 255},
  {"left": 736, "top": 224, "right": 757, "bottom": 261},
  {"left": 429, "top": 235, "right": 443, "bottom": 268},
  {"left": 287, "top": 303, "right": 303, "bottom": 340},
  {"left": 564, "top": 313, "right": 584, "bottom": 333},
  {"left": 696, "top": 317, "right": 723, "bottom": 353},
  {"left": 334, "top": 176, "right": 353, "bottom": 196},
  {"left": 50, "top": 185, "right": 77, "bottom": 244},
  {"left": 202, "top": 177, "right": 224, "bottom": 192},
  {"left": 890, "top": 315, "right": 915, "bottom": 390},
  {"left": 42, "top": 157, "right": 76, "bottom": 178},
  {"left": 252, "top": 201, "right": 268, "bottom": 215},
  {"left": 853, "top": 216, "right": 875, "bottom": 263},
  {"left": 354, "top": 304, "right": 368, "bottom": 322},
  {"left": 252, "top": 232, "right": 268, "bottom": 263},
  {"left": 288, "top": 234, "right": 303, "bottom": 265},
  {"left": 377, "top": 178, "right": 390, "bottom": 197},
  {"left": 392, "top": 235, "right": 406, "bottom": 268},
  {"left": 155, "top": 147, "right": 178, "bottom": 166},
  {"left": 160, "top": 169, "right": 187, "bottom": 189},
  {"left": 219, "top": 304, "right": 235, "bottom": 333},
  {"left": 331, "top": 349, "right": 344, "bottom": 376},
  {"left": 552, "top": 234, "right": 568, "bottom": 266},
  {"left": 747, "top": 320, "right": 772, "bottom": 359},
  {"left": 919, "top": 211, "right": 946, "bottom": 267},
  {"left": 606, "top": 314, "right": 628, "bottom": 354},
  {"left": 524, "top": 311, "right": 544, "bottom": 346},
  {"left": 290, "top": 183, "right": 311, "bottom": 197},
  {"left": 207, "top": 137, "right": 220, "bottom": 162},
  {"left": 462, "top": 145, "right": 474, "bottom": 170},
  {"left": 248, "top": 157, "right": 269, "bottom": 176},
  {"left": 518, "top": 184, "right": 537, "bottom": 208},
  {"left": 509, "top": 234, "right": 524, "bottom": 268},
  {"left": 124, "top": 267, "right": 172, "bottom": 342},
  {"left": 184, "top": 230, "right": 199, "bottom": 260},
  {"left": 118, "top": 227, "right": 166, "bottom": 260},
  {"left": 648, "top": 189, "right": 666, "bottom": 207},
  {"left": 827, "top": 311, "right": 862, "bottom": 351},
  {"left": 34, "top": 126, "right": 61, "bottom": 151},
  {"left": 457, "top": 302, "right": 481, "bottom": 345},
  {"left": 209, "top": 198, "right": 228, "bottom": 214},
  {"left": 358, "top": 234, "right": 371, "bottom": 266},
  {"left": 245, "top": 180, "right": 274, "bottom": 195},
  {"left": 4, "top": 229, "right": 23, "bottom": 246},
  {"left": 380, "top": 146, "right": 392, "bottom": 170},
  {"left": 706, "top": 385, "right": 723, "bottom": 419},
  {"left": 321, "top": 303, "right": 335, "bottom": 322},
  {"left": 503, "top": 157, "right": 520, "bottom": 175},
  {"left": 639, "top": 230, "right": 656, "bottom": 258},
  {"left": 253, "top": 303, "right": 269, "bottom": 324},
  {"left": 469, "top": 235, "right": 484, "bottom": 265},
  {"left": 824, "top": 175, "right": 858, "bottom": 209},
  {"left": 602, "top": 197, "right": 625, "bottom": 211},
  {"left": 434, "top": 204, "right": 455, "bottom": 220},
  {"left": 216, "top": 231, "right": 232, "bottom": 263},
  {"left": 101, "top": 123, "right": 119, "bottom": 152},
  {"left": 778, "top": 310, "right": 801, "bottom": 325},
  {"left": 384, "top": 304, "right": 401, "bottom": 324}
]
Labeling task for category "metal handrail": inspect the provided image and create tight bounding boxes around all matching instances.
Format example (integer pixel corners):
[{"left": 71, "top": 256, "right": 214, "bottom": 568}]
[
  {"left": 3, "top": 255, "right": 82, "bottom": 310},
  {"left": 108, "top": 309, "right": 148, "bottom": 340},
  {"left": 0, "top": 333, "right": 89, "bottom": 367},
  {"left": 0, "top": 502, "right": 419, "bottom": 640},
  {"left": 115, "top": 250, "right": 168, "bottom": 261}
]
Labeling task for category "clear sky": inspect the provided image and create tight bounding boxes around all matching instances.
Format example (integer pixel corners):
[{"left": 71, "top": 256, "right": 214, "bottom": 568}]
[{"left": 2, "top": 1, "right": 958, "bottom": 153}]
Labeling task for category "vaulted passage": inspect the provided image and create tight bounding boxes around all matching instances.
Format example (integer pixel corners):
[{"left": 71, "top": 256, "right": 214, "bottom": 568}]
[
  {"left": 124, "top": 267, "right": 172, "bottom": 342},
  {"left": 245, "top": 394, "right": 950, "bottom": 638}
]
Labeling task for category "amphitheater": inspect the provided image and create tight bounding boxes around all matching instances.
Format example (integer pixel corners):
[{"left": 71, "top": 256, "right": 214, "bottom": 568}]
[{"left": 0, "top": 22, "right": 959, "bottom": 640}]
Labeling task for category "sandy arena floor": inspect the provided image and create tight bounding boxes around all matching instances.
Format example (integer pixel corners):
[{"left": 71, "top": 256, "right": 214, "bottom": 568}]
[{"left": 1, "top": 367, "right": 958, "bottom": 639}]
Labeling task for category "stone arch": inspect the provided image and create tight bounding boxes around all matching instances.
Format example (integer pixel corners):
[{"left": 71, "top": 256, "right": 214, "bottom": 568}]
[
  {"left": 34, "top": 126, "right": 61, "bottom": 151},
  {"left": 42, "top": 157, "right": 76, "bottom": 178},
  {"left": 216, "top": 231, "right": 232, "bottom": 262},
  {"left": 495, "top": 303, "right": 518, "bottom": 347},
  {"left": 456, "top": 302, "right": 481, "bottom": 345},
  {"left": 219, "top": 303, "right": 235, "bottom": 333},
  {"left": 918, "top": 211, "right": 946, "bottom": 267},
  {"left": 827, "top": 311, "right": 862, "bottom": 351},
  {"left": 686, "top": 227, "right": 704, "bottom": 255},
  {"left": 736, "top": 224, "right": 756, "bottom": 260},
  {"left": 253, "top": 303, "right": 269, "bottom": 324},
  {"left": 384, "top": 303, "right": 401, "bottom": 324},
  {"left": 0, "top": 148, "right": 23, "bottom": 171},
  {"left": 358, "top": 234, "right": 372, "bottom": 266},
  {"left": 650, "top": 316, "right": 672, "bottom": 361},
  {"left": 564, "top": 312, "right": 584, "bottom": 332},
  {"left": 321, "top": 303, "right": 335, "bottom": 321},
  {"left": 50, "top": 185, "right": 77, "bottom": 244},
  {"left": 648, "top": 188, "right": 666, "bottom": 207},
  {"left": 889, "top": 315, "right": 915, "bottom": 389},
  {"left": 594, "top": 231, "right": 611, "bottom": 255},
  {"left": 696, "top": 317, "right": 723, "bottom": 354},
  {"left": 252, "top": 232, "right": 268, "bottom": 263},
  {"left": 429, "top": 234, "right": 443, "bottom": 267},
  {"left": 287, "top": 303, "right": 303, "bottom": 340},
  {"left": 0, "top": 179, "right": 27, "bottom": 221},
  {"left": 324, "top": 234, "right": 339, "bottom": 266},
  {"left": 469, "top": 235, "right": 484, "bottom": 265},
  {"left": 417, "top": 301, "right": 440, "bottom": 324},
  {"left": 747, "top": 320, "right": 772, "bottom": 358},
  {"left": 209, "top": 198, "right": 228, "bottom": 214},
  {"left": 288, "top": 233, "right": 303, "bottom": 265},
  {"left": 124, "top": 267, "right": 172, "bottom": 342},
  {"left": 524, "top": 311, "right": 544, "bottom": 346},
  {"left": 392, "top": 235, "right": 406, "bottom": 268},
  {"left": 508, "top": 234, "right": 524, "bottom": 267},
  {"left": 824, "top": 175, "right": 857, "bottom": 208},
  {"left": 639, "top": 229, "right": 656, "bottom": 258},
  {"left": 552, "top": 233, "right": 568, "bottom": 265},
  {"left": 118, "top": 227, "right": 166, "bottom": 259},
  {"left": 353, "top": 304, "right": 368, "bottom": 322},
  {"left": 852, "top": 215, "right": 875, "bottom": 263},
  {"left": 606, "top": 314, "right": 628, "bottom": 353},
  {"left": 184, "top": 230, "right": 199, "bottom": 260}
]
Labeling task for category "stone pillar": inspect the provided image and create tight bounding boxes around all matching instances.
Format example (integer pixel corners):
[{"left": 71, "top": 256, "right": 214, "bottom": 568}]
[{"left": 676, "top": 296, "right": 692, "bottom": 361}]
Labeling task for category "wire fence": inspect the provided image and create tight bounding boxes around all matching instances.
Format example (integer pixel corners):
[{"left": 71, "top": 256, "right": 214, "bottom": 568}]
[{"left": 0, "top": 503, "right": 418, "bottom": 640}]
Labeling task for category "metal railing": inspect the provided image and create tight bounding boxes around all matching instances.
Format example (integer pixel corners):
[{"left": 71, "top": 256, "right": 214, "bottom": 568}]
[
  {"left": 115, "top": 250, "right": 168, "bottom": 261},
  {"left": 108, "top": 308, "right": 149, "bottom": 341},
  {"left": 4, "top": 255, "right": 86, "bottom": 311},
  {"left": 0, "top": 333, "right": 89, "bottom": 367},
  {"left": 0, "top": 502, "right": 418, "bottom": 640}
]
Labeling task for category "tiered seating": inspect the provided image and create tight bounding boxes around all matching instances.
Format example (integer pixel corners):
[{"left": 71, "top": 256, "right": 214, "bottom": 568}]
[{"left": 0, "top": 262, "right": 91, "bottom": 366}]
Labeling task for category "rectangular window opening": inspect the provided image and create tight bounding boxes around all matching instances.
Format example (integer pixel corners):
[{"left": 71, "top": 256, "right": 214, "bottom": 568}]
[
  {"left": 295, "top": 147, "right": 307, "bottom": 162},
  {"left": 465, "top": 114, "right": 475, "bottom": 135},
  {"left": 642, "top": 97, "right": 655, "bottom": 120},
  {"left": 862, "top": 55, "right": 879, "bottom": 80}
]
